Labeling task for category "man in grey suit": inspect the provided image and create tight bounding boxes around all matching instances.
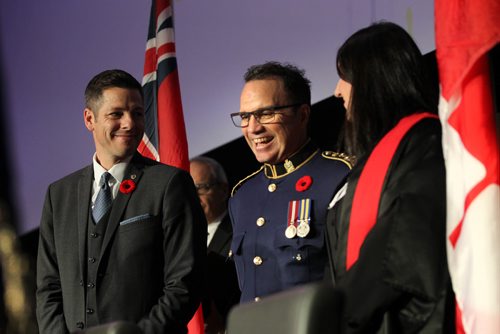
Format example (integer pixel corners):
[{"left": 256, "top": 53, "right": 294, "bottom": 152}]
[{"left": 36, "top": 69, "right": 206, "bottom": 333}]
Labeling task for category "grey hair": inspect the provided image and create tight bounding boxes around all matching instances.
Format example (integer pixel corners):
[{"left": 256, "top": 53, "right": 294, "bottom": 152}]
[{"left": 190, "top": 156, "right": 228, "bottom": 184}]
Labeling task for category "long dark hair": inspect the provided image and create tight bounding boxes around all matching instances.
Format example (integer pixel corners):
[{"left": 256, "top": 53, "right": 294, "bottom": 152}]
[{"left": 337, "top": 21, "right": 436, "bottom": 157}]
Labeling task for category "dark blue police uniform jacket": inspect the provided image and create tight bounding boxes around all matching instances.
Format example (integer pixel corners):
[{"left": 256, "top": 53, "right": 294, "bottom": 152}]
[{"left": 228, "top": 141, "right": 351, "bottom": 303}]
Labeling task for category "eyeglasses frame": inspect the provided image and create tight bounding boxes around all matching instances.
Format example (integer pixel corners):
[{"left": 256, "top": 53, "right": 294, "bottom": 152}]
[
  {"left": 194, "top": 182, "right": 221, "bottom": 195},
  {"left": 230, "top": 103, "right": 304, "bottom": 128}
]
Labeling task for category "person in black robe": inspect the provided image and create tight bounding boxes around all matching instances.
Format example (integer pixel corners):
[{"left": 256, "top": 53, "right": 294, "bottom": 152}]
[{"left": 325, "top": 22, "right": 455, "bottom": 333}]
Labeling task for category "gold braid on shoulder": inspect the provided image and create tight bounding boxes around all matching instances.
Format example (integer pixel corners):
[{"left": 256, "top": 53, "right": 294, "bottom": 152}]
[{"left": 321, "top": 151, "right": 356, "bottom": 169}]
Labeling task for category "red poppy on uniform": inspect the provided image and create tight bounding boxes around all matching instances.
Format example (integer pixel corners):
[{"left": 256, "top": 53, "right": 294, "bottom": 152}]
[{"left": 296, "top": 175, "right": 313, "bottom": 192}]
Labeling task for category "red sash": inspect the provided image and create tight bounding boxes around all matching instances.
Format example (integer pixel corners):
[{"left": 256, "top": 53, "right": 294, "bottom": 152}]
[{"left": 346, "top": 112, "right": 438, "bottom": 270}]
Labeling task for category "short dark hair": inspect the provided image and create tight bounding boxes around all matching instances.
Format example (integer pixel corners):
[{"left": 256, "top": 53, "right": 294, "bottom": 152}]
[
  {"left": 244, "top": 61, "right": 311, "bottom": 106},
  {"left": 84, "top": 69, "right": 143, "bottom": 110},
  {"left": 336, "top": 21, "right": 436, "bottom": 156}
]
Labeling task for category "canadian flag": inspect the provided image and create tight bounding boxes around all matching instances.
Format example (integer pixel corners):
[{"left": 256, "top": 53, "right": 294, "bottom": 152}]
[{"left": 435, "top": 0, "right": 500, "bottom": 333}]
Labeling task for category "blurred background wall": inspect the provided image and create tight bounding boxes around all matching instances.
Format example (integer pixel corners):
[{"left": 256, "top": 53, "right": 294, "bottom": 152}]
[{"left": 0, "top": 0, "right": 435, "bottom": 234}]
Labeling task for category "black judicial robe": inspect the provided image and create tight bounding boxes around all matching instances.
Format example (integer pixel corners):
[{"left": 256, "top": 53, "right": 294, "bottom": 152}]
[{"left": 326, "top": 118, "right": 455, "bottom": 333}]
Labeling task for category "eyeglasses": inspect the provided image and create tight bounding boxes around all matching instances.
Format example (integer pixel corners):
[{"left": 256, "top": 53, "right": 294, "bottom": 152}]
[
  {"left": 230, "top": 103, "right": 303, "bottom": 128},
  {"left": 195, "top": 183, "right": 219, "bottom": 195}
]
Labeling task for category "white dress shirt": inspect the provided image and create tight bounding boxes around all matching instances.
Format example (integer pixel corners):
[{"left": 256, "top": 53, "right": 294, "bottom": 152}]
[
  {"left": 207, "top": 211, "right": 227, "bottom": 247},
  {"left": 91, "top": 154, "right": 131, "bottom": 209}
]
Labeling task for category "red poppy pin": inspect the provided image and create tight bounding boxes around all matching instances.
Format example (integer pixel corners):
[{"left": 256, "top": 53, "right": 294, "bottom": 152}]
[
  {"left": 295, "top": 175, "right": 312, "bottom": 192},
  {"left": 119, "top": 179, "right": 136, "bottom": 194}
]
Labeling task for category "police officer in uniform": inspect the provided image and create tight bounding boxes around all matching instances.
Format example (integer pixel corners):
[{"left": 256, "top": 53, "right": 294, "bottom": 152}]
[{"left": 228, "top": 62, "right": 351, "bottom": 303}]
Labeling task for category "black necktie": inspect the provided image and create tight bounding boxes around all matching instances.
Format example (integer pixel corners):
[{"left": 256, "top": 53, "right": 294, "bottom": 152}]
[{"left": 92, "top": 172, "right": 112, "bottom": 223}]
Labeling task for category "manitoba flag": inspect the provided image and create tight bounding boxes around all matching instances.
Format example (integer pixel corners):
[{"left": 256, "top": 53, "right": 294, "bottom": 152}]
[
  {"left": 138, "top": 0, "right": 189, "bottom": 171},
  {"left": 139, "top": 1, "right": 204, "bottom": 333},
  {"left": 435, "top": 0, "right": 500, "bottom": 333}
]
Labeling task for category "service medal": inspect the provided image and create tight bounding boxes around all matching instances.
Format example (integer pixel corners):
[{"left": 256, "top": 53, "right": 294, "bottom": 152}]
[
  {"left": 285, "top": 225, "right": 297, "bottom": 239},
  {"left": 287, "top": 200, "right": 300, "bottom": 239},
  {"left": 296, "top": 198, "right": 312, "bottom": 238},
  {"left": 296, "top": 222, "right": 310, "bottom": 238}
]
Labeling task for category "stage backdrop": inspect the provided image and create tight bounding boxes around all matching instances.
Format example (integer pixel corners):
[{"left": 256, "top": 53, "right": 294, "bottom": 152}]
[{"left": 0, "top": 0, "right": 435, "bottom": 233}]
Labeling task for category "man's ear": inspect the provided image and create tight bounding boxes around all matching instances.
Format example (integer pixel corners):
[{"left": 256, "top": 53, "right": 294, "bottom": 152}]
[
  {"left": 84, "top": 108, "right": 95, "bottom": 132},
  {"left": 298, "top": 104, "right": 311, "bottom": 124}
]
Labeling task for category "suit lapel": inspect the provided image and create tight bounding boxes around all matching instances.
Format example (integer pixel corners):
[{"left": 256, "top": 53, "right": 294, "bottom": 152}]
[
  {"left": 99, "top": 157, "right": 145, "bottom": 260},
  {"left": 208, "top": 214, "right": 232, "bottom": 255},
  {"left": 77, "top": 166, "right": 93, "bottom": 278}
]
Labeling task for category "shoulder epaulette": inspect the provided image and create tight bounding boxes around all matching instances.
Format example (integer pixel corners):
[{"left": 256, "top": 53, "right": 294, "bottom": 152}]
[
  {"left": 321, "top": 151, "right": 356, "bottom": 169},
  {"left": 231, "top": 166, "right": 265, "bottom": 197}
]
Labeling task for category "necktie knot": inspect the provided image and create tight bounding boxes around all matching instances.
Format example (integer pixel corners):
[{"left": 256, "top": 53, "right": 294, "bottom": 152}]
[
  {"left": 93, "top": 172, "right": 113, "bottom": 223},
  {"left": 101, "top": 172, "right": 111, "bottom": 188}
]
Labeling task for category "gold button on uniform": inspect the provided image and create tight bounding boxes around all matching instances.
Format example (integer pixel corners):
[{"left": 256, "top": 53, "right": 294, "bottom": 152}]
[
  {"left": 268, "top": 183, "right": 277, "bottom": 192},
  {"left": 256, "top": 217, "right": 265, "bottom": 226},
  {"left": 253, "top": 256, "right": 263, "bottom": 266},
  {"left": 254, "top": 297, "right": 261, "bottom": 302}
]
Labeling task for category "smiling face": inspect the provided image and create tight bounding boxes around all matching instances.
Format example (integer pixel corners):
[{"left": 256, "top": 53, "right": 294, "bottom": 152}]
[
  {"left": 84, "top": 87, "right": 144, "bottom": 169},
  {"left": 240, "top": 79, "right": 309, "bottom": 165}
]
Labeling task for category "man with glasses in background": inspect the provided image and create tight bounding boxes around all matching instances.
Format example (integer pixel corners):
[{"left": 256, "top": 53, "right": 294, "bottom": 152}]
[
  {"left": 190, "top": 157, "right": 240, "bottom": 334},
  {"left": 228, "top": 61, "right": 352, "bottom": 303}
]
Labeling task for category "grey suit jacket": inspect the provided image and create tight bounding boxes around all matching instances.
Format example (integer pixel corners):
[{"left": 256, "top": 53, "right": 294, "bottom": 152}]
[{"left": 36, "top": 154, "right": 206, "bottom": 334}]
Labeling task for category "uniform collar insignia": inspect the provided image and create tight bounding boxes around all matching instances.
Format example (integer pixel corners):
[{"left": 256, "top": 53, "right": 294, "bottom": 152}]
[
  {"left": 263, "top": 140, "right": 317, "bottom": 178},
  {"left": 284, "top": 159, "right": 295, "bottom": 173}
]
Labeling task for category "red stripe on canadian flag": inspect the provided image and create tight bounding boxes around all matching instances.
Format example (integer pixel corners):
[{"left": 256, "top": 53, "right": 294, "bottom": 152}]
[{"left": 435, "top": 0, "right": 500, "bottom": 333}]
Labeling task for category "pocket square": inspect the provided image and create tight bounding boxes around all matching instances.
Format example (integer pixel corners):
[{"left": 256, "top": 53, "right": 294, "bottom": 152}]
[{"left": 119, "top": 214, "right": 152, "bottom": 225}]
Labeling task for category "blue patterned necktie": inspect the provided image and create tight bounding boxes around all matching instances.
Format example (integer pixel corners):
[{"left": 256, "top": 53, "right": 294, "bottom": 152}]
[{"left": 92, "top": 172, "right": 112, "bottom": 223}]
